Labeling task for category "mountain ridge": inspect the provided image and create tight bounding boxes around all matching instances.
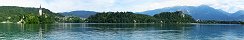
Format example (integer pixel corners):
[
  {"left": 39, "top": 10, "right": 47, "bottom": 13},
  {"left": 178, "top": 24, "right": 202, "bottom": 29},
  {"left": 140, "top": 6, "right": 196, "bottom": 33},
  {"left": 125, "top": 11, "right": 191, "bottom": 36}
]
[
  {"left": 59, "top": 5, "right": 244, "bottom": 21},
  {"left": 139, "top": 5, "right": 237, "bottom": 21},
  {"left": 60, "top": 10, "right": 97, "bottom": 18}
]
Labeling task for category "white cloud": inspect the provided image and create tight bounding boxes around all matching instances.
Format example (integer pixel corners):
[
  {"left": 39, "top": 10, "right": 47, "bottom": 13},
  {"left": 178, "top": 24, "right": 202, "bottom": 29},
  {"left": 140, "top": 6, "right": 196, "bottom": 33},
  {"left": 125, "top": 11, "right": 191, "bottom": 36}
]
[
  {"left": 126, "top": 0, "right": 207, "bottom": 12},
  {"left": 44, "top": 0, "right": 116, "bottom": 12},
  {"left": 0, "top": 0, "right": 243, "bottom": 13},
  {"left": 207, "top": 0, "right": 244, "bottom": 13},
  {"left": 0, "top": 0, "right": 43, "bottom": 7}
]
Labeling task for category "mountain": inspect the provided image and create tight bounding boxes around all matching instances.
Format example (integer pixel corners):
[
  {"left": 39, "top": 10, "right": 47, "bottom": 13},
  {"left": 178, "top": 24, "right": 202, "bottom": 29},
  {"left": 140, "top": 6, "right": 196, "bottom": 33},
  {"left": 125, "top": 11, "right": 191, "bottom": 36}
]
[
  {"left": 139, "top": 5, "right": 234, "bottom": 21},
  {"left": 231, "top": 10, "right": 244, "bottom": 17},
  {"left": 60, "top": 11, "right": 97, "bottom": 18},
  {"left": 0, "top": 6, "right": 62, "bottom": 22},
  {"left": 233, "top": 10, "right": 244, "bottom": 21}
]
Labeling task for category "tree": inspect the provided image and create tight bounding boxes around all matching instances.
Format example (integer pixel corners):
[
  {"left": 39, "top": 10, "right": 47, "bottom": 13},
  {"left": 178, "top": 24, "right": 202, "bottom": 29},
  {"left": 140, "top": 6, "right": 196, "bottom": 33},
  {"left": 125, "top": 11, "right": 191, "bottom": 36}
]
[
  {"left": 0, "top": 6, "right": 63, "bottom": 24},
  {"left": 86, "top": 12, "right": 157, "bottom": 23},
  {"left": 64, "top": 17, "right": 84, "bottom": 23},
  {"left": 153, "top": 11, "right": 195, "bottom": 23},
  {"left": 24, "top": 14, "right": 40, "bottom": 24}
]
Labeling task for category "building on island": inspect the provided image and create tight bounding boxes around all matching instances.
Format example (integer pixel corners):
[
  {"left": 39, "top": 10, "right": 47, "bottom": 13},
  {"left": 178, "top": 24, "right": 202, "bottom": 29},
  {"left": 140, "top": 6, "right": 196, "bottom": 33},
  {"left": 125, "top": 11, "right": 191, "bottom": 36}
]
[
  {"left": 17, "top": 5, "right": 44, "bottom": 24},
  {"left": 0, "top": 17, "right": 13, "bottom": 23},
  {"left": 39, "top": 5, "right": 43, "bottom": 16},
  {"left": 17, "top": 16, "right": 25, "bottom": 24}
]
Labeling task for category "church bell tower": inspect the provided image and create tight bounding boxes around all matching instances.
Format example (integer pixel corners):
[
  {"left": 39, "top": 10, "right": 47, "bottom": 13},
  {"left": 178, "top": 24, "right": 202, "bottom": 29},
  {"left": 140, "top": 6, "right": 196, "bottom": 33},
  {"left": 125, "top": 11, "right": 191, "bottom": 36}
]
[{"left": 39, "top": 5, "right": 43, "bottom": 16}]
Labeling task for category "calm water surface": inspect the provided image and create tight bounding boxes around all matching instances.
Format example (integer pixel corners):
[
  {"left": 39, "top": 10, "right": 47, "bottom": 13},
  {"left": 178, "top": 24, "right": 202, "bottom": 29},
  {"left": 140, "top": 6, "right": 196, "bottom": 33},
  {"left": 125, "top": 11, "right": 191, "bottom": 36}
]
[{"left": 0, "top": 23, "right": 244, "bottom": 40}]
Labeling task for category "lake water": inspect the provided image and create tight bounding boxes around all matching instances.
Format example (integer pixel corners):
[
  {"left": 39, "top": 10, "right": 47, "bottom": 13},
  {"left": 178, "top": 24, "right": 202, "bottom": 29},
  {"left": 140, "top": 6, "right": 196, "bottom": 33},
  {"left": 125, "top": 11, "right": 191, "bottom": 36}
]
[{"left": 0, "top": 23, "right": 244, "bottom": 40}]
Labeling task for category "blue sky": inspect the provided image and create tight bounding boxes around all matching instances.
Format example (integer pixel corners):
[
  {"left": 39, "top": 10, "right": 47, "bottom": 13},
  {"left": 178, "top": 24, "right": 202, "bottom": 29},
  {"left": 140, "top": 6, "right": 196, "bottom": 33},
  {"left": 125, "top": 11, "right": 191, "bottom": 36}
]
[{"left": 0, "top": 0, "right": 244, "bottom": 13}]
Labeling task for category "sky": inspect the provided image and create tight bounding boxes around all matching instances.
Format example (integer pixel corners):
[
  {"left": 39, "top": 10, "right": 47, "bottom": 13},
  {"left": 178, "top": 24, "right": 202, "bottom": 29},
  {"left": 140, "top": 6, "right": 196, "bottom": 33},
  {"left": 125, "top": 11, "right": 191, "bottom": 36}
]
[{"left": 0, "top": 0, "right": 244, "bottom": 13}]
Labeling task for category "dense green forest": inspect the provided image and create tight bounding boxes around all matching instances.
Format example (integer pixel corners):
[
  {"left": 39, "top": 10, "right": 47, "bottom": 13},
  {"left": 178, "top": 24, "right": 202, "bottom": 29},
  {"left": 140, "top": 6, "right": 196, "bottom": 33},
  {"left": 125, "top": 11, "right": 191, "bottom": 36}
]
[
  {"left": 0, "top": 6, "right": 62, "bottom": 24},
  {"left": 86, "top": 11, "right": 195, "bottom": 23},
  {"left": 153, "top": 11, "right": 195, "bottom": 23},
  {"left": 0, "top": 6, "right": 89, "bottom": 24},
  {"left": 23, "top": 14, "right": 58, "bottom": 24},
  {"left": 63, "top": 16, "right": 85, "bottom": 23},
  {"left": 86, "top": 12, "right": 157, "bottom": 23}
]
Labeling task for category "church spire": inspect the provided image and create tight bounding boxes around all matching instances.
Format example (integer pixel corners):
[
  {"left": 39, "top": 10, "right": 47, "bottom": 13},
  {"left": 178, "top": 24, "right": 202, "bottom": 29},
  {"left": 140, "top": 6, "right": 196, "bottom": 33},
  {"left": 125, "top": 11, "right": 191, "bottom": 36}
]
[
  {"left": 39, "top": 5, "right": 43, "bottom": 16},
  {"left": 39, "top": 5, "right": 41, "bottom": 8}
]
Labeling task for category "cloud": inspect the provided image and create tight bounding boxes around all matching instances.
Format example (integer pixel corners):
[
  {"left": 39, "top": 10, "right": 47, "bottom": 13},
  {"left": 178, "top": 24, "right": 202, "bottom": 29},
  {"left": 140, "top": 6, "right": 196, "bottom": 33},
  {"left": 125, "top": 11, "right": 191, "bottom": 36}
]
[
  {"left": 128, "top": 0, "right": 204, "bottom": 12},
  {"left": 0, "top": 0, "right": 243, "bottom": 13},
  {"left": 44, "top": 0, "right": 116, "bottom": 12},
  {"left": 130, "top": 0, "right": 244, "bottom": 13},
  {"left": 205, "top": 0, "right": 244, "bottom": 13},
  {"left": 0, "top": 0, "right": 43, "bottom": 7}
]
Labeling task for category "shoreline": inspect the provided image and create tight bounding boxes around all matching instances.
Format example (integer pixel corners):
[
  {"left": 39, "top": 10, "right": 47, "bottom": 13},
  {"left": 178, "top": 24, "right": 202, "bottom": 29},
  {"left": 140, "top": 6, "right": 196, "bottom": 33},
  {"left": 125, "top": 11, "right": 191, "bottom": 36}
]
[
  {"left": 56, "top": 23, "right": 243, "bottom": 25},
  {"left": 0, "top": 23, "right": 242, "bottom": 25}
]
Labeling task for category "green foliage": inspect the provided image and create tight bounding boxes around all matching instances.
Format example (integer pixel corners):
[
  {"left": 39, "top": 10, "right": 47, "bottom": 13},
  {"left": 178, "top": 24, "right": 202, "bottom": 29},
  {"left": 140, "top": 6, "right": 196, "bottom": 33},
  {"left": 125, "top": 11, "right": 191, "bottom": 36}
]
[
  {"left": 86, "top": 12, "right": 157, "bottom": 23},
  {"left": 64, "top": 17, "right": 84, "bottom": 23},
  {"left": 40, "top": 15, "right": 56, "bottom": 24},
  {"left": 241, "top": 22, "right": 244, "bottom": 24},
  {"left": 23, "top": 13, "right": 57, "bottom": 24},
  {"left": 0, "top": 6, "right": 63, "bottom": 24},
  {"left": 153, "top": 11, "right": 195, "bottom": 23},
  {"left": 86, "top": 11, "right": 195, "bottom": 23},
  {"left": 24, "top": 14, "right": 40, "bottom": 24}
]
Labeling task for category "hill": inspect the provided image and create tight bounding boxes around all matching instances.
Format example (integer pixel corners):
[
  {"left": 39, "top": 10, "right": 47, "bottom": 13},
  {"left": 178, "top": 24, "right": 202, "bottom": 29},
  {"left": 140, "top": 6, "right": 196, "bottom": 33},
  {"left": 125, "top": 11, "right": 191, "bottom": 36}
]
[
  {"left": 231, "top": 10, "right": 244, "bottom": 17},
  {"left": 0, "top": 6, "right": 62, "bottom": 23},
  {"left": 60, "top": 11, "right": 97, "bottom": 18},
  {"left": 86, "top": 11, "right": 195, "bottom": 23},
  {"left": 139, "top": 5, "right": 234, "bottom": 21},
  {"left": 86, "top": 12, "right": 157, "bottom": 23},
  {"left": 153, "top": 11, "right": 195, "bottom": 23}
]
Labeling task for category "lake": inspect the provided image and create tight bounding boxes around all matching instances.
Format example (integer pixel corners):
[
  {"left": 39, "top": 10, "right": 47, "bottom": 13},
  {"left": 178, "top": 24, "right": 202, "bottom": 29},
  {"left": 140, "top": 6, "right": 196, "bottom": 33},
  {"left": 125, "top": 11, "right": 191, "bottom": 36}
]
[{"left": 0, "top": 23, "right": 244, "bottom": 40}]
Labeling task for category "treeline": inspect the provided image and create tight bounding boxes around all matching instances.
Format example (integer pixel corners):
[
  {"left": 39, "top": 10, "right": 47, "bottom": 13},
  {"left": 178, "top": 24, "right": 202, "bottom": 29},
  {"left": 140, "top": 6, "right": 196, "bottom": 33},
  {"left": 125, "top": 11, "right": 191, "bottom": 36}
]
[
  {"left": 23, "top": 14, "right": 57, "bottom": 24},
  {"left": 86, "top": 12, "right": 157, "bottom": 23},
  {"left": 0, "top": 6, "right": 88, "bottom": 24},
  {"left": 0, "top": 6, "right": 62, "bottom": 24},
  {"left": 154, "top": 11, "right": 195, "bottom": 23},
  {"left": 62, "top": 16, "right": 85, "bottom": 23},
  {"left": 86, "top": 11, "right": 195, "bottom": 23},
  {"left": 197, "top": 20, "right": 244, "bottom": 24}
]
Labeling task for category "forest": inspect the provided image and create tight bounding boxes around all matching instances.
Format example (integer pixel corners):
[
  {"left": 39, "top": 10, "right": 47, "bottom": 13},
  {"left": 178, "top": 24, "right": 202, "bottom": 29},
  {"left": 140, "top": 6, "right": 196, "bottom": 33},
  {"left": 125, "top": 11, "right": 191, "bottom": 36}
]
[{"left": 86, "top": 11, "right": 195, "bottom": 23}]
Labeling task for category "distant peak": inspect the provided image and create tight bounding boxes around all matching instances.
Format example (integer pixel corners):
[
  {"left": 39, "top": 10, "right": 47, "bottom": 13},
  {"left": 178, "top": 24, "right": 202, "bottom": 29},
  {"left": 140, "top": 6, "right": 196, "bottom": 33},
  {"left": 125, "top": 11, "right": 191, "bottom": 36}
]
[
  {"left": 234, "top": 10, "right": 244, "bottom": 13},
  {"left": 198, "top": 5, "right": 211, "bottom": 8},
  {"left": 199, "top": 5, "right": 209, "bottom": 6},
  {"left": 237, "top": 10, "right": 244, "bottom": 12}
]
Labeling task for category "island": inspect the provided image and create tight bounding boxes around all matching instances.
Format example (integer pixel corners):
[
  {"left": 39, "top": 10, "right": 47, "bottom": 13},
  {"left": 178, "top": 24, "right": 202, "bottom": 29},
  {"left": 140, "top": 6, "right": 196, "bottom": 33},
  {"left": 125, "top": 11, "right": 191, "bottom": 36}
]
[{"left": 86, "top": 11, "right": 195, "bottom": 23}]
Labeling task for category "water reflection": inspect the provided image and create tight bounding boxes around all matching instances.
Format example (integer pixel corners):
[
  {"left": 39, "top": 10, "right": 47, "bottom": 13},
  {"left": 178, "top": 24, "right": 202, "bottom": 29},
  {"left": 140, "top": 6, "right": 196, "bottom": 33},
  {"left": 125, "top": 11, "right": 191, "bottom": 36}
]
[
  {"left": 46, "top": 23, "right": 194, "bottom": 40},
  {"left": 0, "top": 23, "right": 244, "bottom": 40},
  {"left": 186, "top": 24, "right": 244, "bottom": 40},
  {"left": 0, "top": 24, "right": 53, "bottom": 40}
]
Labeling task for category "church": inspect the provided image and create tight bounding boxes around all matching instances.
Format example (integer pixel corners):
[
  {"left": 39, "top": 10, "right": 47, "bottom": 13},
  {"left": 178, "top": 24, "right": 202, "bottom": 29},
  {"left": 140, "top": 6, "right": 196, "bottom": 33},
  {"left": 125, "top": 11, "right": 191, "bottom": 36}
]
[{"left": 17, "top": 5, "right": 44, "bottom": 24}]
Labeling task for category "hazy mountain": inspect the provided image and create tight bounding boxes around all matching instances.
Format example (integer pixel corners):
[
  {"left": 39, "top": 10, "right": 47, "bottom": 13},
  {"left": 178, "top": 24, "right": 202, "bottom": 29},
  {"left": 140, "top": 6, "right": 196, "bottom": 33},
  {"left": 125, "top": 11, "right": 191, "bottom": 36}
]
[
  {"left": 139, "top": 5, "right": 234, "bottom": 21},
  {"left": 60, "top": 11, "right": 97, "bottom": 18},
  {"left": 232, "top": 10, "right": 244, "bottom": 17},
  {"left": 232, "top": 10, "right": 244, "bottom": 21}
]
